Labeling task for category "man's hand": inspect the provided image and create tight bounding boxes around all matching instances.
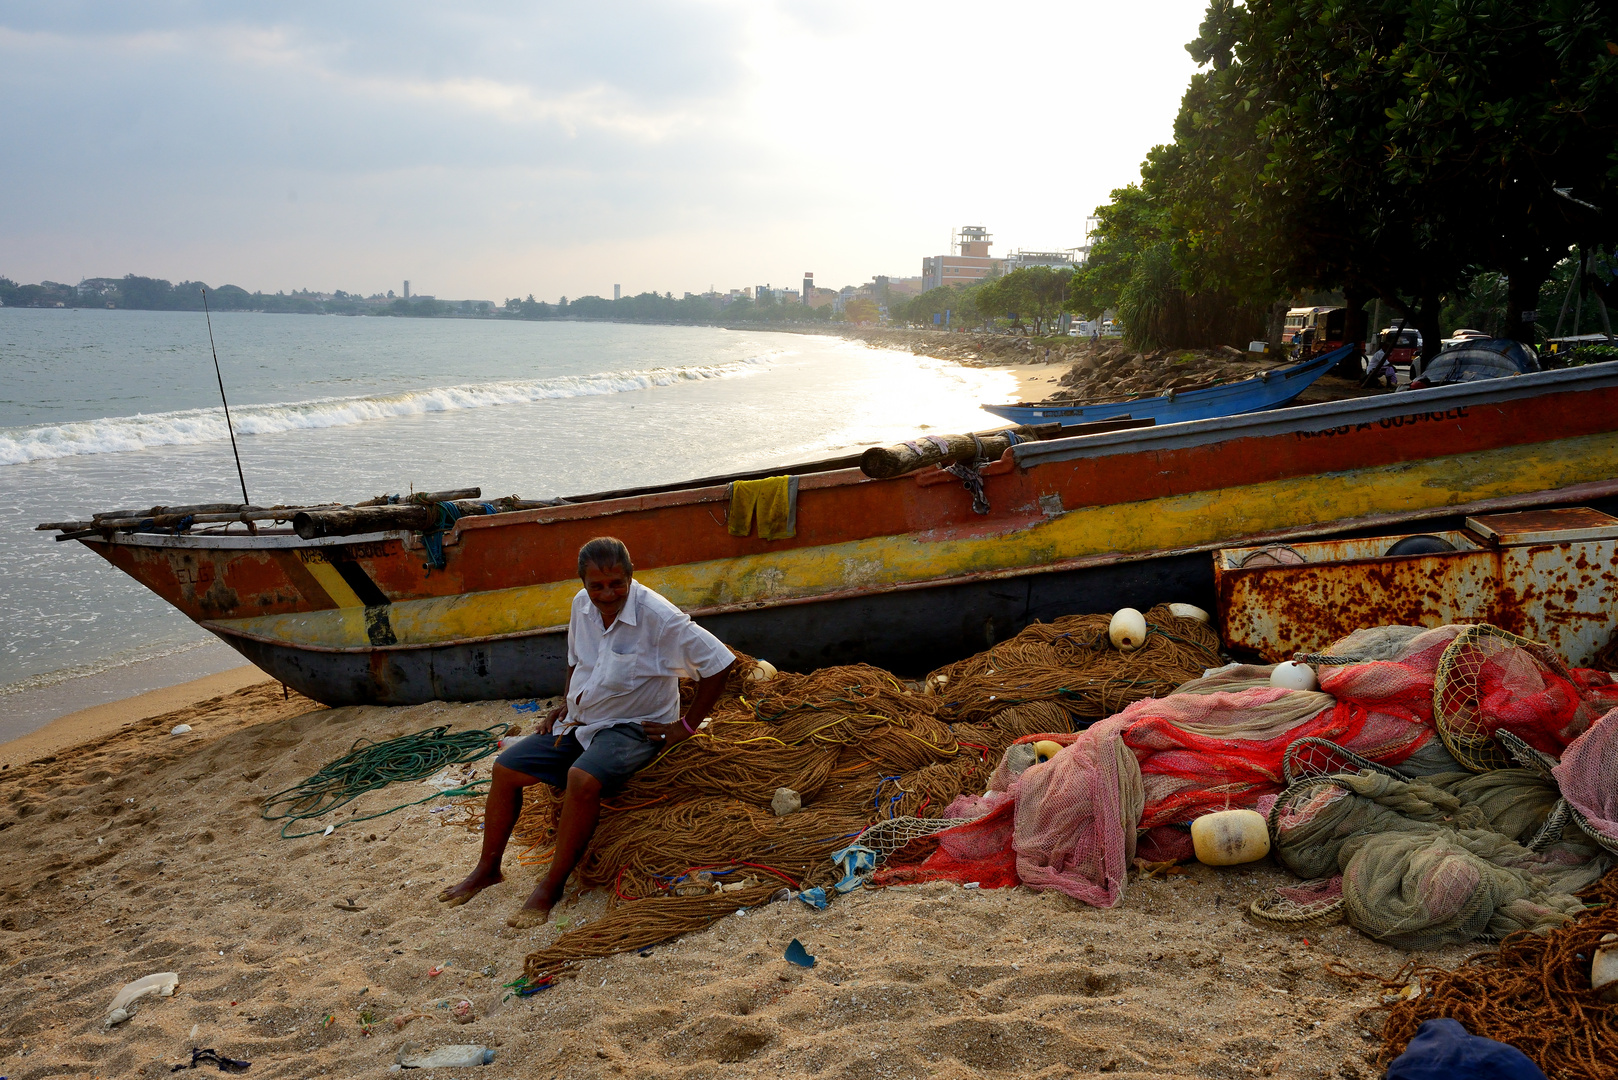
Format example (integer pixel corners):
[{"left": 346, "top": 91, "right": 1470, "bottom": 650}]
[
  {"left": 539, "top": 702, "right": 566, "bottom": 743},
  {"left": 642, "top": 659, "right": 736, "bottom": 751},
  {"left": 641, "top": 719, "right": 693, "bottom": 750}
]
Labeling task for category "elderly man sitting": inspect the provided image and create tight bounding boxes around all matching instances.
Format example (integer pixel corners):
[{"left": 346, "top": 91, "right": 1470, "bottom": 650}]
[{"left": 438, "top": 536, "right": 736, "bottom": 926}]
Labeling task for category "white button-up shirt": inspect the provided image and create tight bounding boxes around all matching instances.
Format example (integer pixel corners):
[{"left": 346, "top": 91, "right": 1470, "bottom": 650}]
[{"left": 562, "top": 579, "right": 734, "bottom": 748}]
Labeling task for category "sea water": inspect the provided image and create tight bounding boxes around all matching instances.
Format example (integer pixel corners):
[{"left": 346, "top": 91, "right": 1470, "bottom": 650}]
[{"left": 0, "top": 309, "right": 1013, "bottom": 728}]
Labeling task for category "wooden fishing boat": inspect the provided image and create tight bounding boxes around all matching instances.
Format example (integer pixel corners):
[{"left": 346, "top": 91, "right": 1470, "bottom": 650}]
[
  {"left": 980, "top": 344, "right": 1345, "bottom": 427},
  {"left": 37, "top": 361, "right": 1618, "bottom": 706}
]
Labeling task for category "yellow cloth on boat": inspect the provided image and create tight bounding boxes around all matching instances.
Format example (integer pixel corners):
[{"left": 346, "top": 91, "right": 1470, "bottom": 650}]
[{"left": 727, "top": 475, "right": 797, "bottom": 540}]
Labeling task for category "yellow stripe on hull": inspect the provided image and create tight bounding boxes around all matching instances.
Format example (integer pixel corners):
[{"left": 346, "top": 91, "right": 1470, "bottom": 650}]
[
  {"left": 212, "top": 431, "right": 1618, "bottom": 650},
  {"left": 302, "top": 560, "right": 366, "bottom": 608}
]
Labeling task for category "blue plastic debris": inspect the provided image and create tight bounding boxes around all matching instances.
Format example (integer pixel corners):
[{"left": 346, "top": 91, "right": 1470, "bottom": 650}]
[
  {"left": 798, "top": 886, "right": 829, "bottom": 910},
  {"left": 783, "top": 939, "right": 816, "bottom": 968},
  {"left": 829, "top": 844, "right": 877, "bottom": 893}
]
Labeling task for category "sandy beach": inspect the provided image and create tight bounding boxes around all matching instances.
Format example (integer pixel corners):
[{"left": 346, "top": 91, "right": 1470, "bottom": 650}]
[{"left": 0, "top": 679, "right": 1481, "bottom": 1080}]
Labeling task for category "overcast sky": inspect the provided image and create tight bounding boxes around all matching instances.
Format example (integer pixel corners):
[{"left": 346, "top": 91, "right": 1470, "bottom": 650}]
[{"left": 1, "top": 1, "right": 1209, "bottom": 301}]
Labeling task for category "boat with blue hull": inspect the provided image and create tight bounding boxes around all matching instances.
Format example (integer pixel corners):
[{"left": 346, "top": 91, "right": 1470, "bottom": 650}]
[{"left": 980, "top": 344, "right": 1347, "bottom": 427}]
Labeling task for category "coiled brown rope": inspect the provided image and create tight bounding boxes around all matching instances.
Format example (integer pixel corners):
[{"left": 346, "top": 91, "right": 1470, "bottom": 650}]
[
  {"left": 1328, "top": 868, "right": 1618, "bottom": 1079},
  {"left": 515, "top": 609, "right": 1220, "bottom": 986},
  {"left": 928, "top": 605, "right": 1221, "bottom": 724}
]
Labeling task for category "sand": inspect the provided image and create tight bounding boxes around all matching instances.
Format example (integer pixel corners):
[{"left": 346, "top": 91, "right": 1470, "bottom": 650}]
[
  {"left": 0, "top": 682, "right": 1486, "bottom": 1079},
  {"left": 1001, "top": 363, "right": 1069, "bottom": 406}
]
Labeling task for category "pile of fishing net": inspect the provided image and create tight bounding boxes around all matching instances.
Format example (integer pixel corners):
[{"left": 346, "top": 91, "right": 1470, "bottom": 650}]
[
  {"left": 1329, "top": 867, "right": 1618, "bottom": 1080},
  {"left": 1266, "top": 769, "right": 1605, "bottom": 948},
  {"left": 877, "top": 622, "right": 1618, "bottom": 933},
  {"left": 518, "top": 604, "right": 1221, "bottom": 985}
]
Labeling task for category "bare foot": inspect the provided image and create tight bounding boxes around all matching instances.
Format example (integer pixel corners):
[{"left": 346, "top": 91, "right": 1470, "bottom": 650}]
[
  {"left": 438, "top": 867, "right": 503, "bottom": 907},
  {"left": 505, "top": 909, "right": 550, "bottom": 929},
  {"left": 506, "top": 881, "right": 563, "bottom": 928}
]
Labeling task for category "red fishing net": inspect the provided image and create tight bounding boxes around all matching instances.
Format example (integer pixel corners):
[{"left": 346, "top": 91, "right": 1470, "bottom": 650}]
[{"left": 1433, "top": 625, "right": 1618, "bottom": 769}]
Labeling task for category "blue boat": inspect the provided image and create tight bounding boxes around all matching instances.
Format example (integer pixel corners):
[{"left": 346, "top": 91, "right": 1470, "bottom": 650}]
[{"left": 981, "top": 344, "right": 1350, "bottom": 427}]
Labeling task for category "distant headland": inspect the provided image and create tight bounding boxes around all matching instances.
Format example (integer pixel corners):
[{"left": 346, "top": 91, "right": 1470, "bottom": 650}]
[{"left": 0, "top": 273, "right": 839, "bottom": 326}]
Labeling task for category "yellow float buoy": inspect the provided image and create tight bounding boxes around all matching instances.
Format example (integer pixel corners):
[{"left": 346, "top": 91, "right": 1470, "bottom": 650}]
[
  {"left": 1032, "top": 740, "right": 1064, "bottom": 765},
  {"left": 1190, "top": 809, "right": 1271, "bottom": 866}
]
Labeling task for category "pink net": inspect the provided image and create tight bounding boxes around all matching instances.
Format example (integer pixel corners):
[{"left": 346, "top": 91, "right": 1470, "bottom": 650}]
[
  {"left": 1552, "top": 705, "right": 1618, "bottom": 846},
  {"left": 872, "top": 718, "right": 1139, "bottom": 905}
]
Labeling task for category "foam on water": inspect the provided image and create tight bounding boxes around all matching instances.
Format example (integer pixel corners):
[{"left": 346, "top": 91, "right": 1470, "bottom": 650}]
[{"left": 0, "top": 356, "right": 770, "bottom": 465}]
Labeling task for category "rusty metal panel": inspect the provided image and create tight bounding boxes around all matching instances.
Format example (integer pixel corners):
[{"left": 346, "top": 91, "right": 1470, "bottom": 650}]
[
  {"left": 1467, "top": 507, "right": 1618, "bottom": 545},
  {"left": 1217, "top": 535, "right": 1499, "bottom": 663},
  {"left": 1497, "top": 540, "right": 1618, "bottom": 665},
  {"left": 1217, "top": 521, "right": 1618, "bottom": 666}
]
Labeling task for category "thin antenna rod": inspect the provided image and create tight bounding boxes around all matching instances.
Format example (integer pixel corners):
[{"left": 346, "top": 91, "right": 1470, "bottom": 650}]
[{"left": 201, "top": 288, "right": 250, "bottom": 505}]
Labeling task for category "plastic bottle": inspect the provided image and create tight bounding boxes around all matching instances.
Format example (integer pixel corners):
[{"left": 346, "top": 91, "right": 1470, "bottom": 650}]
[{"left": 396, "top": 1044, "right": 496, "bottom": 1068}]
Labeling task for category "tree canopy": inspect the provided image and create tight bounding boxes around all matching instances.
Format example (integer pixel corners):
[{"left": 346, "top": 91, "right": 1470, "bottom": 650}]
[{"left": 1074, "top": 0, "right": 1618, "bottom": 353}]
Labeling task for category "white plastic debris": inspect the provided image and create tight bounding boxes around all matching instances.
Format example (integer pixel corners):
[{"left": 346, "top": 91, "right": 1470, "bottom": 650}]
[
  {"left": 396, "top": 1043, "right": 495, "bottom": 1068},
  {"left": 105, "top": 972, "right": 179, "bottom": 1026},
  {"left": 1167, "top": 603, "right": 1211, "bottom": 624},
  {"left": 169, "top": 724, "right": 192, "bottom": 735}
]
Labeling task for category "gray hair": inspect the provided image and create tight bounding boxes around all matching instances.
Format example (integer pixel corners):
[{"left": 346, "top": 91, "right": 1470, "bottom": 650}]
[{"left": 577, "top": 536, "right": 633, "bottom": 580}]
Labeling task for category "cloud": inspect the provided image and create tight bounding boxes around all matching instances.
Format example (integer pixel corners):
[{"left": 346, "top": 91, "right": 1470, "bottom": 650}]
[{"left": 0, "top": 1, "right": 1209, "bottom": 298}]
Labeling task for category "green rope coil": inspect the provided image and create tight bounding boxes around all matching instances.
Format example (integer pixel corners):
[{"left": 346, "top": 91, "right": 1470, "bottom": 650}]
[{"left": 263, "top": 723, "right": 508, "bottom": 839}]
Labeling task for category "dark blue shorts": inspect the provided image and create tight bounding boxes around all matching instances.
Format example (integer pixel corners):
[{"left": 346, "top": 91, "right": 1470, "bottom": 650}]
[{"left": 494, "top": 724, "right": 659, "bottom": 796}]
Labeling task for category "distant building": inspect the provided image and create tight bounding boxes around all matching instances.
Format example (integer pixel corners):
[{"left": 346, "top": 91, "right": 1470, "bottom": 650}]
[
  {"left": 922, "top": 226, "right": 1006, "bottom": 291},
  {"left": 1003, "top": 249, "right": 1080, "bottom": 272},
  {"left": 404, "top": 280, "right": 410, "bottom": 300},
  {"left": 802, "top": 272, "right": 813, "bottom": 304},
  {"left": 614, "top": 284, "right": 621, "bottom": 301}
]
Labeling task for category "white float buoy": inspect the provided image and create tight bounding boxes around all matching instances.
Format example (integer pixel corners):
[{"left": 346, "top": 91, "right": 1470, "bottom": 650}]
[
  {"left": 1594, "top": 933, "right": 1618, "bottom": 1003},
  {"left": 1167, "top": 603, "right": 1211, "bottom": 624},
  {"left": 747, "top": 659, "right": 778, "bottom": 681},
  {"left": 1269, "top": 661, "right": 1319, "bottom": 692},
  {"left": 1190, "top": 809, "right": 1271, "bottom": 866},
  {"left": 1108, "top": 608, "right": 1147, "bottom": 652}
]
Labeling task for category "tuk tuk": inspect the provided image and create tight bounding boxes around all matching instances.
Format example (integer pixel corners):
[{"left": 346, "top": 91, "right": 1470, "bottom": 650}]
[{"left": 1376, "top": 325, "right": 1423, "bottom": 366}]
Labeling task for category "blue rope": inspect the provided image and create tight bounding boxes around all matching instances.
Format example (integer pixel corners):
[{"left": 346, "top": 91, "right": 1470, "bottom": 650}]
[{"left": 421, "top": 501, "right": 464, "bottom": 570}]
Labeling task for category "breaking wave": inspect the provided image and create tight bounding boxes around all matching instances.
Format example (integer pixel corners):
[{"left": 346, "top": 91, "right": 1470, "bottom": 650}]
[{"left": 0, "top": 357, "right": 769, "bottom": 465}]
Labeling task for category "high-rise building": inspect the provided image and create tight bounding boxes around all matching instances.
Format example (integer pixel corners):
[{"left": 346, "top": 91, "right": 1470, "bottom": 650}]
[
  {"left": 802, "top": 272, "right": 813, "bottom": 304},
  {"left": 403, "top": 280, "right": 410, "bottom": 300},
  {"left": 613, "top": 284, "right": 621, "bottom": 301}
]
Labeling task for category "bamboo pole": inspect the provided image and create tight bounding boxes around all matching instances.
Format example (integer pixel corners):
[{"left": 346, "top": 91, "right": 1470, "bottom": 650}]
[{"left": 40, "top": 488, "right": 482, "bottom": 534}]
